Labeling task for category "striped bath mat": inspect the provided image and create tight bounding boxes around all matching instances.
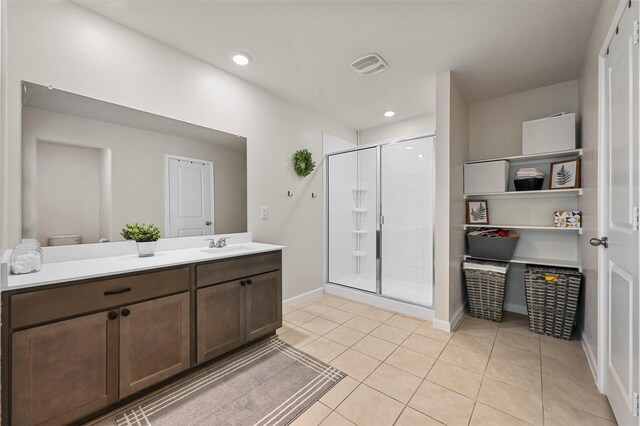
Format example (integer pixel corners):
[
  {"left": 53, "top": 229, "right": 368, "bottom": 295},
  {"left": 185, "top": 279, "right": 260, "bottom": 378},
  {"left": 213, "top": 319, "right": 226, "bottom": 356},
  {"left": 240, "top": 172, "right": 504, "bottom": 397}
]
[{"left": 110, "top": 336, "right": 345, "bottom": 425}]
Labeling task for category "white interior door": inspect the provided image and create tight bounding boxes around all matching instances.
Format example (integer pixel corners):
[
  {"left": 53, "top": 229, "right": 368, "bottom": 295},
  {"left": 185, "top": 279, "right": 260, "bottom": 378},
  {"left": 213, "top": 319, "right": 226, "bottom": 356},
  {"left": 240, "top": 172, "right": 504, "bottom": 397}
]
[
  {"left": 600, "top": 3, "right": 639, "bottom": 424},
  {"left": 167, "top": 157, "right": 213, "bottom": 237}
]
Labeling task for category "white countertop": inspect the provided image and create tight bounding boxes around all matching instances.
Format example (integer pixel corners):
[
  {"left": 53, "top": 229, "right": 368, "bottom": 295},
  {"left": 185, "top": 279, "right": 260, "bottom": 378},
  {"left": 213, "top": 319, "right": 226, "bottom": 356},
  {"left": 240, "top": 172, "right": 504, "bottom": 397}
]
[{"left": 4, "top": 242, "right": 285, "bottom": 291}]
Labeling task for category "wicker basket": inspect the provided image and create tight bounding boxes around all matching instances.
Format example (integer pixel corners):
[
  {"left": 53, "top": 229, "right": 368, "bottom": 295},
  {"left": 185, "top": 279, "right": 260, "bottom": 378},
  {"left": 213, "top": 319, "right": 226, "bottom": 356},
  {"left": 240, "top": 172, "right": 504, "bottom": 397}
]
[
  {"left": 463, "top": 260, "right": 509, "bottom": 322},
  {"left": 524, "top": 265, "right": 582, "bottom": 340}
]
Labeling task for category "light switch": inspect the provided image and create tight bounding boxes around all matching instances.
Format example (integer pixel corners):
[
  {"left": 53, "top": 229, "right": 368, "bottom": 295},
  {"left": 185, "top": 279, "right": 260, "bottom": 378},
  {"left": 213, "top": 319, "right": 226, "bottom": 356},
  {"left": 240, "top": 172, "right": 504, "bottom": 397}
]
[{"left": 260, "top": 206, "right": 268, "bottom": 220}]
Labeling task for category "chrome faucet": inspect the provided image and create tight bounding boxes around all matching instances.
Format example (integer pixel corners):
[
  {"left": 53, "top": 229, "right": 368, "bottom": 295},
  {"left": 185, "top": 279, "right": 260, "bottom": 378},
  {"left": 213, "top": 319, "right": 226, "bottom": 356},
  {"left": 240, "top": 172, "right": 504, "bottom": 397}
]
[{"left": 207, "top": 237, "right": 229, "bottom": 248}]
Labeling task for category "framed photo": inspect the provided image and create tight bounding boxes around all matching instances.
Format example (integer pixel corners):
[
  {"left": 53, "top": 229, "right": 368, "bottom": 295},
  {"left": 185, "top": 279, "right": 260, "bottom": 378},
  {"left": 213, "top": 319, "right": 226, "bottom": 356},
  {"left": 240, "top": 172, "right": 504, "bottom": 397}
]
[
  {"left": 466, "top": 200, "right": 489, "bottom": 224},
  {"left": 549, "top": 158, "right": 581, "bottom": 190}
]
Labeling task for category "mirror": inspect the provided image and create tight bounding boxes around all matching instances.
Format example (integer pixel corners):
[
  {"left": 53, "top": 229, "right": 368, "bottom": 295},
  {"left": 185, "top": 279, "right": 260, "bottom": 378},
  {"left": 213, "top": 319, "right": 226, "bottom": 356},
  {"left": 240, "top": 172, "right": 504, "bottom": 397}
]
[{"left": 21, "top": 82, "right": 247, "bottom": 246}]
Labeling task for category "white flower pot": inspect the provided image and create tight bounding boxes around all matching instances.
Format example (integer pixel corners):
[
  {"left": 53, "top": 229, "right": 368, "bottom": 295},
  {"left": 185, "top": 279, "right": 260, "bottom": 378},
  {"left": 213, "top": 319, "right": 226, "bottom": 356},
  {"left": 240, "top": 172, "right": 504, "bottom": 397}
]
[{"left": 136, "top": 241, "right": 157, "bottom": 257}]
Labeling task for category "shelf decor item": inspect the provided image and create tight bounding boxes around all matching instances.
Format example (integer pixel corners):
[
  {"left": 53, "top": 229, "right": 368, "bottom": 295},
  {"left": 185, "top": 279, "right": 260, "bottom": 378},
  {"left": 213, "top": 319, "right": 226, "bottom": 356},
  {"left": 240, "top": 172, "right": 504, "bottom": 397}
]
[
  {"left": 121, "top": 223, "right": 162, "bottom": 257},
  {"left": 463, "top": 160, "right": 510, "bottom": 194},
  {"left": 553, "top": 210, "right": 582, "bottom": 228},
  {"left": 522, "top": 113, "right": 576, "bottom": 155},
  {"left": 467, "top": 228, "right": 520, "bottom": 261},
  {"left": 466, "top": 200, "right": 489, "bottom": 224},
  {"left": 292, "top": 149, "right": 316, "bottom": 177},
  {"left": 549, "top": 158, "right": 581, "bottom": 190},
  {"left": 525, "top": 265, "right": 582, "bottom": 340},
  {"left": 463, "top": 259, "right": 509, "bottom": 322}
]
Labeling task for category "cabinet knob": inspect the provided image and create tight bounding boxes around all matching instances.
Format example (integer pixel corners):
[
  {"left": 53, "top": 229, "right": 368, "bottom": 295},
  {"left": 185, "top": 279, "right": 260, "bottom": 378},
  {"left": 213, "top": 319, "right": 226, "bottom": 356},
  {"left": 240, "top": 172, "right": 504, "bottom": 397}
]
[
  {"left": 108, "top": 311, "right": 118, "bottom": 320},
  {"left": 121, "top": 308, "right": 130, "bottom": 317},
  {"left": 240, "top": 280, "right": 246, "bottom": 286},
  {"left": 247, "top": 279, "right": 253, "bottom": 285}
]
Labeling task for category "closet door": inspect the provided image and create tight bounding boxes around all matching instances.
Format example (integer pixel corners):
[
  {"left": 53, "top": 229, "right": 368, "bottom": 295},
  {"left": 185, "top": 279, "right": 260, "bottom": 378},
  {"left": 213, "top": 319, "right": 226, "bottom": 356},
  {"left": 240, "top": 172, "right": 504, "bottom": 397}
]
[{"left": 380, "top": 137, "right": 435, "bottom": 306}]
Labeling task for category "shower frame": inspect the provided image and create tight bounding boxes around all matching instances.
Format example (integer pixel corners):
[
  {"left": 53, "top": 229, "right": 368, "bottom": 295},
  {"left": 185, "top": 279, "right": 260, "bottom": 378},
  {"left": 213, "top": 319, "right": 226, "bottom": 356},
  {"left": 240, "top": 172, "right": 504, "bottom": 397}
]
[{"left": 325, "top": 134, "right": 437, "bottom": 309}]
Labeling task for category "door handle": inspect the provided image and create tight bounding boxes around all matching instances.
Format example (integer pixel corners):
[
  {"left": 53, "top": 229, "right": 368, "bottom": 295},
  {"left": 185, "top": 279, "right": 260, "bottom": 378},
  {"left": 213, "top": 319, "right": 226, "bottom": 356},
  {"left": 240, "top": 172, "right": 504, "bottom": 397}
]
[
  {"left": 205, "top": 221, "right": 212, "bottom": 226},
  {"left": 589, "top": 237, "right": 608, "bottom": 248}
]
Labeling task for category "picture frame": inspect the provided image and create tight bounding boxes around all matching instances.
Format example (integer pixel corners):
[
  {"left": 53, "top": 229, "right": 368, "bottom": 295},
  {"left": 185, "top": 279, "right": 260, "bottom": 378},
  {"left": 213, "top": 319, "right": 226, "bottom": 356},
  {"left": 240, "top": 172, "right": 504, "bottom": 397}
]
[
  {"left": 549, "top": 158, "right": 581, "bottom": 190},
  {"left": 466, "top": 200, "right": 489, "bottom": 224}
]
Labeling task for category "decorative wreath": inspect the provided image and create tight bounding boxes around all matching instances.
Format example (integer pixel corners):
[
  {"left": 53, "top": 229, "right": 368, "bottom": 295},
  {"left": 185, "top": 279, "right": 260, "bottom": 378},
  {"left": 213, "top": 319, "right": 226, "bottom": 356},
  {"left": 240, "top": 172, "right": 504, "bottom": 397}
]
[{"left": 293, "top": 149, "right": 316, "bottom": 177}]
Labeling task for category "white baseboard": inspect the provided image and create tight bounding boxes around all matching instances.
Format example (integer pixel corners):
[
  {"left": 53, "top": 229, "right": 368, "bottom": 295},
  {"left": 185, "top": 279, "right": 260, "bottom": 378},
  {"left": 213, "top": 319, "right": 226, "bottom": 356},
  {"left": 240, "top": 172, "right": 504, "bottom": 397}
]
[
  {"left": 579, "top": 325, "right": 601, "bottom": 392},
  {"left": 324, "top": 283, "right": 435, "bottom": 320},
  {"left": 433, "top": 302, "right": 467, "bottom": 332},
  {"left": 283, "top": 287, "right": 324, "bottom": 308},
  {"left": 504, "top": 303, "right": 527, "bottom": 315}
]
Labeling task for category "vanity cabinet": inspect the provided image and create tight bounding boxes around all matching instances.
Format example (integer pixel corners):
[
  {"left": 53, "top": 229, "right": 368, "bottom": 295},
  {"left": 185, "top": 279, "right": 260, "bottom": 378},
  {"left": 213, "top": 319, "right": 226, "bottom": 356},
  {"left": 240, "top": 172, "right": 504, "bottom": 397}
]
[{"left": 246, "top": 271, "right": 282, "bottom": 341}]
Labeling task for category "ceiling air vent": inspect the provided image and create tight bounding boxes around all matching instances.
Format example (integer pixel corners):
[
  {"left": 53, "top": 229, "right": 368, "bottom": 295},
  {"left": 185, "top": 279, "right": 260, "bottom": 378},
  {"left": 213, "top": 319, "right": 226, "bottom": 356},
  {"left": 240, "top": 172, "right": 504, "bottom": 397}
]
[{"left": 351, "top": 53, "right": 388, "bottom": 76}]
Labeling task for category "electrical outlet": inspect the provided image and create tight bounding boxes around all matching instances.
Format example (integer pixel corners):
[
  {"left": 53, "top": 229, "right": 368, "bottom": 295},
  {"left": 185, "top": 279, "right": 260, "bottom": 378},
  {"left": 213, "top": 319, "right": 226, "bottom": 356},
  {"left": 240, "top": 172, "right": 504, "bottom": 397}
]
[{"left": 260, "top": 206, "right": 268, "bottom": 220}]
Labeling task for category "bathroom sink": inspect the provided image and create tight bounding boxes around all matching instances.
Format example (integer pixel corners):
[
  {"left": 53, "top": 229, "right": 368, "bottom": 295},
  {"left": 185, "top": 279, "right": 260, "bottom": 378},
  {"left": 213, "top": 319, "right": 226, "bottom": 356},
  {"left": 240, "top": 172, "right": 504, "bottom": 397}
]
[{"left": 200, "top": 245, "right": 252, "bottom": 255}]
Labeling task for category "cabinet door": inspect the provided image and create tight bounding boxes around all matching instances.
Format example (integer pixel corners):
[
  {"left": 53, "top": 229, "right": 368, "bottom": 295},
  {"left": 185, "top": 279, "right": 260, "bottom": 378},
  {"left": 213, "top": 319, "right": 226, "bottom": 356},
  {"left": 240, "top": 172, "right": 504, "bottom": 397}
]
[
  {"left": 197, "top": 280, "right": 246, "bottom": 363},
  {"left": 12, "top": 310, "right": 118, "bottom": 426},
  {"left": 119, "top": 292, "right": 190, "bottom": 398},
  {"left": 246, "top": 271, "right": 282, "bottom": 341}
]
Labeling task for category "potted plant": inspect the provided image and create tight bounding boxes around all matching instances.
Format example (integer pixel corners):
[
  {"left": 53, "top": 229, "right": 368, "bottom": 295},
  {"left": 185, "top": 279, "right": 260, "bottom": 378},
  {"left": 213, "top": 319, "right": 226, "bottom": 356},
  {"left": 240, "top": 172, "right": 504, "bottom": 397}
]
[{"left": 121, "top": 223, "right": 161, "bottom": 257}]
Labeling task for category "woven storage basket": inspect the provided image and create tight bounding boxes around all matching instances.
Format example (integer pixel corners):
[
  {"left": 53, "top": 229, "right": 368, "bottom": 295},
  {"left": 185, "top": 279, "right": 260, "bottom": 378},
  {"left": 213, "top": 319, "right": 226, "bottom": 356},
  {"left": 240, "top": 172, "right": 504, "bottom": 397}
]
[
  {"left": 524, "top": 265, "right": 582, "bottom": 340},
  {"left": 463, "top": 260, "right": 509, "bottom": 322}
]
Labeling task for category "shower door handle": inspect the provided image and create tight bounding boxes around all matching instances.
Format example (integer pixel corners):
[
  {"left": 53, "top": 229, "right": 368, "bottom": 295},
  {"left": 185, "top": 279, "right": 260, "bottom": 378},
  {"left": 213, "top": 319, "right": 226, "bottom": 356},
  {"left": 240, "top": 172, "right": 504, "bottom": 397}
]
[{"left": 380, "top": 215, "right": 385, "bottom": 225}]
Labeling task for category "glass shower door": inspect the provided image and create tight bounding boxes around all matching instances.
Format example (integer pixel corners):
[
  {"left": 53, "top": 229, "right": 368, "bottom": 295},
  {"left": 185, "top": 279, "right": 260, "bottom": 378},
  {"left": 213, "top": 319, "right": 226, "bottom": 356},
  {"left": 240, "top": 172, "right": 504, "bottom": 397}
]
[
  {"left": 380, "top": 137, "right": 434, "bottom": 306},
  {"left": 327, "top": 148, "right": 378, "bottom": 292}
]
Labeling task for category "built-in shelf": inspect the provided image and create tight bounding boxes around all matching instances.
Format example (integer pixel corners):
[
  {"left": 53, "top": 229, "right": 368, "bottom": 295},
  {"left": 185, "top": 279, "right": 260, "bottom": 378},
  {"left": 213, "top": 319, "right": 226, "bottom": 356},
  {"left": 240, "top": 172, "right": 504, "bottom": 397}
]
[
  {"left": 464, "top": 224, "right": 583, "bottom": 234},
  {"left": 464, "top": 188, "right": 582, "bottom": 199},
  {"left": 352, "top": 188, "right": 368, "bottom": 192},
  {"left": 465, "top": 149, "right": 583, "bottom": 165},
  {"left": 464, "top": 254, "right": 582, "bottom": 272},
  {"left": 352, "top": 208, "right": 368, "bottom": 213},
  {"left": 352, "top": 229, "right": 369, "bottom": 234},
  {"left": 352, "top": 251, "right": 367, "bottom": 257}
]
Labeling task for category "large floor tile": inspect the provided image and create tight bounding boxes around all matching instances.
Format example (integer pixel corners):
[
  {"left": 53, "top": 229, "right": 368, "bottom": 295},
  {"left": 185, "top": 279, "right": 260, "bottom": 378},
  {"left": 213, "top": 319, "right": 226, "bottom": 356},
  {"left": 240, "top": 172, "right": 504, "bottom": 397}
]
[
  {"left": 317, "top": 296, "right": 351, "bottom": 308},
  {"left": 339, "top": 301, "right": 371, "bottom": 315},
  {"left": 395, "top": 407, "right": 443, "bottom": 426},
  {"left": 279, "top": 327, "right": 320, "bottom": 348},
  {"left": 449, "top": 331, "right": 494, "bottom": 355},
  {"left": 413, "top": 321, "right": 454, "bottom": 342},
  {"left": 460, "top": 314, "right": 500, "bottom": 329},
  {"left": 300, "top": 337, "right": 348, "bottom": 363},
  {"left": 385, "top": 346, "right": 436, "bottom": 378},
  {"left": 541, "top": 354, "right": 596, "bottom": 388},
  {"left": 456, "top": 321, "right": 499, "bottom": 341},
  {"left": 330, "top": 349, "right": 381, "bottom": 381},
  {"left": 276, "top": 322, "right": 295, "bottom": 335},
  {"left": 369, "top": 323, "right": 411, "bottom": 345},
  {"left": 343, "top": 316, "right": 381, "bottom": 334},
  {"left": 319, "top": 411, "right": 356, "bottom": 426},
  {"left": 542, "top": 374, "right": 615, "bottom": 421},
  {"left": 385, "top": 314, "right": 422, "bottom": 332},
  {"left": 336, "top": 384, "right": 404, "bottom": 426},
  {"left": 324, "top": 325, "right": 366, "bottom": 347},
  {"left": 470, "top": 403, "right": 530, "bottom": 426},
  {"left": 485, "top": 357, "right": 542, "bottom": 395},
  {"left": 359, "top": 306, "right": 395, "bottom": 322},
  {"left": 496, "top": 329, "right": 540, "bottom": 353},
  {"left": 438, "top": 344, "right": 489, "bottom": 373},
  {"left": 321, "top": 308, "right": 356, "bottom": 324},
  {"left": 285, "top": 309, "right": 317, "bottom": 326},
  {"left": 491, "top": 342, "right": 541, "bottom": 371},
  {"left": 541, "top": 339, "right": 590, "bottom": 366},
  {"left": 302, "top": 303, "right": 335, "bottom": 316},
  {"left": 401, "top": 333, "right": 446, "bottom": 358},
  {"left": 300, "top": 317, "right": 341, "bottom": 335},
  {"left": 409, "top": 380, "right": 475, "bottom": 426},
  {"left": 291, "top": 402, "right": 332, "bottom": 426},
  {"left": 543, "top": 399, "right": 617, "bottom": 426},
  {"left": 320, "top": 376, "right": 360, "bottom": 409},
  {"left": 477, "top": 377, "right": 543, "bottom": 425},
  {"left": 351, "top": 335, "right": 397, "bottom": 361},
  {"left": 363, "top": 363, "right": 422, "bottom": 403},
  {"left": 426, "top": 360, "right": 483, "bottom": 398}
]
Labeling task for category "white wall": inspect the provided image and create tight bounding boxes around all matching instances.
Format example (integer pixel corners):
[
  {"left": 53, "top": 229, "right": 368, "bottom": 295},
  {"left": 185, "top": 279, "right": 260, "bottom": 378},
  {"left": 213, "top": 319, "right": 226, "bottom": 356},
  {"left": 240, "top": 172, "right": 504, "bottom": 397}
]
[
  {"left": 577, "top": 0, "right": 619, "bottom": 368},
  {"left": 359, "top": 114, "right": 436, "bottom": 146},
  {"left": 22, "top": 106, "right": 247, "bottom": 242},
  {"left": 469, "top": 80, "right": 579, "bottom": 160},
  {"left": 1, "top": 1, "right": 356, "bottom": 301}
]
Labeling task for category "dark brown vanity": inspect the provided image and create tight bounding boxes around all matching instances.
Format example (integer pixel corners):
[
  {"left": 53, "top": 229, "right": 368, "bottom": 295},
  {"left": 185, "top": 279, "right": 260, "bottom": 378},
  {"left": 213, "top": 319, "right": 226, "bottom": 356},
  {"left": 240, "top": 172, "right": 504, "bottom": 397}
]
[{"left": 1, "top": 250, "right": 282, "bottom": 425}]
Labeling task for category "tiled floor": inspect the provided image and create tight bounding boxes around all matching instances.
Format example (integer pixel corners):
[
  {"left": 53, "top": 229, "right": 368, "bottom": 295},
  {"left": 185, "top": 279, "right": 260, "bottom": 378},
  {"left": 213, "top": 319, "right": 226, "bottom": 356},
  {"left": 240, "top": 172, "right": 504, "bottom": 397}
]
[{"left": 281, "top": 294, "right": 617, "bottom": 426}]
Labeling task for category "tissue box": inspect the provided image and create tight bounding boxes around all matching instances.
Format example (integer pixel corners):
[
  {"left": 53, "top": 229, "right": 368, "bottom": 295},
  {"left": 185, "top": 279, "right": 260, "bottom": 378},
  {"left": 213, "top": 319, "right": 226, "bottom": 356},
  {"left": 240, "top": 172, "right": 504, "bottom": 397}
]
[
  {"left": 523, "top": 113, "right": 576, "bottom": 155},
  {"left": 464, "top": 161, "right": 510, "bottom": 194}
]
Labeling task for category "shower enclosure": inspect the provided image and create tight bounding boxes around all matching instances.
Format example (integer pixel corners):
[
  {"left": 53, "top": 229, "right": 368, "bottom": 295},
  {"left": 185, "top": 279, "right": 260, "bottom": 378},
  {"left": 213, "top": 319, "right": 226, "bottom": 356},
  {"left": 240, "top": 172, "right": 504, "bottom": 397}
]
[{"left": 327, "top": 136, "right": 435, "bottom": 307}]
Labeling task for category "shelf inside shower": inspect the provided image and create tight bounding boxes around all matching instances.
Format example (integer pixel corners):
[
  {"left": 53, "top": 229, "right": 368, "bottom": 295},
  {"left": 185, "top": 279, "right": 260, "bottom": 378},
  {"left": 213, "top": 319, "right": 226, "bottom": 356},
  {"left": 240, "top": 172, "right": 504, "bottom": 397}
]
[
  {"left": 352, "top": 208, "right": 368, "bottom": 213},
  {"left": 352, "top": 188, "right": 368, "bottom": 192},
  {"left": 352, "top": 229, "right": 369, "bottom": 234},
  {"left": 352, "top": 251, "right": 367, "bottom": 257}
]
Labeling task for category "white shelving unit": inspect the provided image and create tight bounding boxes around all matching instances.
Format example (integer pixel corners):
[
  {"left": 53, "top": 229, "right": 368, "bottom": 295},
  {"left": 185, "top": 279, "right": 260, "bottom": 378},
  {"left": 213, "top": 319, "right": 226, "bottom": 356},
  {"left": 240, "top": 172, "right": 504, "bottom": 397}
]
[
  {"left": 464, "top": 148, "right": 583, "bottom": 271},
  {"left": 352, "top": 188, "right": 368, "bottom": 268}
]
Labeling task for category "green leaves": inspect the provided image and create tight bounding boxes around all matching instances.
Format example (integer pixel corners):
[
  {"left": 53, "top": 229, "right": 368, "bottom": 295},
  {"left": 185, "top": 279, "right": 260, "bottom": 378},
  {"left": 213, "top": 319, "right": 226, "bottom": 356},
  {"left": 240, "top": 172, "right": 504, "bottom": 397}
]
[
  {"left": 293, "top": 149, "right": 315, "bottom": 177},
  {"left": 121, "top": 223, "right": 161, "bottom": 242}
]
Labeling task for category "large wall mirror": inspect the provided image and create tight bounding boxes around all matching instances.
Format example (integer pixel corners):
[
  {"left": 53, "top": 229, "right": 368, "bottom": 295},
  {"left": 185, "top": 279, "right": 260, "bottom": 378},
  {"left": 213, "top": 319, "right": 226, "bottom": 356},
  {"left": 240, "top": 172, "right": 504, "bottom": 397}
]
[{"left": 21, "top": 82, "right": 247, "bottom": 246}]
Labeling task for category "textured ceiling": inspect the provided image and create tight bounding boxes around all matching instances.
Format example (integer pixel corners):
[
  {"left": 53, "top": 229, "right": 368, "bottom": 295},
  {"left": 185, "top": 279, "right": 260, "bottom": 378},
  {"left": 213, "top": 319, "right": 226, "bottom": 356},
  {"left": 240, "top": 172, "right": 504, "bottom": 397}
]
[{"left": 75, "top": 0, "right": 603, "bottom": 130}]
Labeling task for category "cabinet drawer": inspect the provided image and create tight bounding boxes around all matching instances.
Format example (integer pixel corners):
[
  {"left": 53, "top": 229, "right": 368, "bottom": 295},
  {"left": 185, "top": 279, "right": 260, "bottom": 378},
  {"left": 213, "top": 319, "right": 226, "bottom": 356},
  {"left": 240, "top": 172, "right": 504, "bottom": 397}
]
[
  {"left": 10, "top": 267, "right": 190, "bottom": 329},
  {"left": 196, "top": 251, "right": 281, "bottom": 288}
]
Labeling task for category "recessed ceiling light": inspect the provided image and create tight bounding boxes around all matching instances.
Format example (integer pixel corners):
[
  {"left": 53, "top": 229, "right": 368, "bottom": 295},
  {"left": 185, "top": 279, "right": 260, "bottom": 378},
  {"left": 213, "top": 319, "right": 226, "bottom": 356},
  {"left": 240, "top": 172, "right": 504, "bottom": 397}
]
[
  {"left": 405, "top": 146, "right": 413, "bottom": 150},
  {"left": 231, "top": 52, "right": 251, "bottom": 66},
  {"left": 384, "top": 111, "right": 395, "bottom": 117}
]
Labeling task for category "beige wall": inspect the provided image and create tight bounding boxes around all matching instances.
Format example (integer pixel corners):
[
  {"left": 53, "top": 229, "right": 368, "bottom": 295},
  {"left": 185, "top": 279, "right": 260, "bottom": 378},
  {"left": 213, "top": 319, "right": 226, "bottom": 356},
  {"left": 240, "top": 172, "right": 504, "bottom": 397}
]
[
  {"left": 577, "top": 0, "right": 619, "bottom": 364},
  {"left": 469, "top": 80, "right": 579, "bottom": 160},
  {"left": 1, "top": 1, "right": 356, "bottom": 301},
  {"left": 358, "top": 114, "right": 436, "bottom": 146}
]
